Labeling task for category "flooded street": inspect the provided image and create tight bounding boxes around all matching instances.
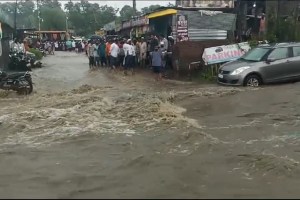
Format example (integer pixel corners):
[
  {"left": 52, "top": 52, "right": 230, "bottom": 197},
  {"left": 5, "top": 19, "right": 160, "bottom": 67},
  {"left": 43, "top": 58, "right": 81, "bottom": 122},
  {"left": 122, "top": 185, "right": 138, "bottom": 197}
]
[{"left": 1, "top": 52, "right": 300, "bottom": 198}]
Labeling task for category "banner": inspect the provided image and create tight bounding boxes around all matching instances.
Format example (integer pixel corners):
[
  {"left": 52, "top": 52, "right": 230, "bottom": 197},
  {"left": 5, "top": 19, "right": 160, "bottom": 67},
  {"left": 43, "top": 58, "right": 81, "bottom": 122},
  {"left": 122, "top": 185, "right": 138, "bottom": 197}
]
[
  {"left": 202, "top": 42, "right": 251, "bottom": 65},
  {"left": 0, "top": 22, "right": 2, "bottom": 39},
  {"left": 176, "top": 14, "right": 189, "bottom": 42},
  {"left": 95, "top": 30, "right": 105, "bottom": 37},
  {"left": 177, "top": 0, "right": 234, "bottom": 8}
]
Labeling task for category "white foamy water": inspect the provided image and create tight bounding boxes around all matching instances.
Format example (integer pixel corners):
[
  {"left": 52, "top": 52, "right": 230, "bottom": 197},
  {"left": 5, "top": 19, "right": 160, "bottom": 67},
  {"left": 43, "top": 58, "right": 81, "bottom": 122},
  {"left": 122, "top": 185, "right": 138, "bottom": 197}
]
[{"left": 0, "top": 84, "right": 211, "bottom": 149}]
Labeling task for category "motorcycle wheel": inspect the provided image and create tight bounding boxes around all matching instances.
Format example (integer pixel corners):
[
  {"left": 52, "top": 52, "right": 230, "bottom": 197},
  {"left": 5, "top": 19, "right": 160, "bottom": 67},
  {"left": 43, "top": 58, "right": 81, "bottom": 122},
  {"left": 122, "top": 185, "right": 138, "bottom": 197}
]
[{"left": 17, "top": 78, "right": 33, "bottom": 95}]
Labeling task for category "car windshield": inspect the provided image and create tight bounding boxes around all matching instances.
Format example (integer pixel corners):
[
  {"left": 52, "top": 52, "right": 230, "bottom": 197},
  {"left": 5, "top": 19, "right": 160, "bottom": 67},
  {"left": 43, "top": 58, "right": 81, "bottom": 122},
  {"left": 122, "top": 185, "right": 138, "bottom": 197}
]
[{"left": 240, "top": 48, "right": 270, "bottom": 62}]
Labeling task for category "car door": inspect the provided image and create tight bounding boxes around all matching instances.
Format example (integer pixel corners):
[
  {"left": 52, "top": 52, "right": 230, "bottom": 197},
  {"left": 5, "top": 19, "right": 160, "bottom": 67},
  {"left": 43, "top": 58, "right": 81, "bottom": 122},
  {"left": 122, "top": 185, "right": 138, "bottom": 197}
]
[
  {"left": 286, "top": 46, "right": 300, "bottom": 79},
  {"left": 260, "top": 47, "right": 292, "bottom": 83}
]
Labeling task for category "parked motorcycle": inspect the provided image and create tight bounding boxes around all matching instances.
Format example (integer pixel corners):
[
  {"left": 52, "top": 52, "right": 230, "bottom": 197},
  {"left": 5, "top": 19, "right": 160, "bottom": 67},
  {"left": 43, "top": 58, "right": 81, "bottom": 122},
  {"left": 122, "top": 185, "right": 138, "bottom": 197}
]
[
  {"left": 8, "top": 52, "right": 32, "bottom": 72},
  {"left": 0, "top": 71, "right": 33, "bottom": 95},
  {"left": 26, "top": 52, "right": 42, "bottom": 69}
]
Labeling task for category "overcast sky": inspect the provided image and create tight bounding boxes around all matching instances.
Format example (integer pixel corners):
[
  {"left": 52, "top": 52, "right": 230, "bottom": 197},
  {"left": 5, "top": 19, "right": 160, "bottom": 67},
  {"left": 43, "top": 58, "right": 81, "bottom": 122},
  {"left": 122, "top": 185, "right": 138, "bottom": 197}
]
[
  {"left": 0, "top": 0, "right": 175, "bottom": 10},
  {"left": 73, "top": 1, "right": 175, "bottom": 10}
]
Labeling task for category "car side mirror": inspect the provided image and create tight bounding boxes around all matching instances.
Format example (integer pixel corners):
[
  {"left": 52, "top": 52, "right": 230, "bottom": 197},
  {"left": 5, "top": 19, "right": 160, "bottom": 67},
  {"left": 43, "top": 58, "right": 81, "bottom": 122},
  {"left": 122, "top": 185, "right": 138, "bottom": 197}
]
[{"left": 266, "top": 57, "right": 275, "bottom": 64}]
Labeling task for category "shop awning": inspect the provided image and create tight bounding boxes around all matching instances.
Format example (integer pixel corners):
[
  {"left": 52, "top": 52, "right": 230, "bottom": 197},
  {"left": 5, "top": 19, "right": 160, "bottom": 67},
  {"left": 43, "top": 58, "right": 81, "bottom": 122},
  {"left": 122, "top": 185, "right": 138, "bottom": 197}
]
[{"left": 147, "top": 9, "right": 177, "bottom": 19}]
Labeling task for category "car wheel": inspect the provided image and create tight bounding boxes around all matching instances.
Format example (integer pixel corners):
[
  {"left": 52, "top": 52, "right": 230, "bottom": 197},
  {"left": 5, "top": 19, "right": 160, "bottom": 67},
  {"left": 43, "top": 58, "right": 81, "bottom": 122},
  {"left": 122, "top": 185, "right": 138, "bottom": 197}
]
[{"left": 244, "top": 75, "right": 262, "bottom": 87}]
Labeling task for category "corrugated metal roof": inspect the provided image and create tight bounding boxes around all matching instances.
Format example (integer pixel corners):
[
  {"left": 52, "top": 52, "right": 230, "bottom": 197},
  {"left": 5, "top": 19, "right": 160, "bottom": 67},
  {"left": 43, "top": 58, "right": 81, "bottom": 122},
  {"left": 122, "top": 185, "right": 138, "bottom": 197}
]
[{"left": 189, "top": 29, "right": 227, "bottom": 41}]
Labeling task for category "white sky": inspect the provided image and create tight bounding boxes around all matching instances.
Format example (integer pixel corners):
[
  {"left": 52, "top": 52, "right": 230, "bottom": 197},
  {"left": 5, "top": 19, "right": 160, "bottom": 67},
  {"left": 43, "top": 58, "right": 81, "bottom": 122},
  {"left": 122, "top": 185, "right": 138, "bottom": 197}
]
[
  {"left": 0, "top": 0, "right": 175, "bottom": 11},
  {"left": 70, "top": 1, "right": 175, "bottom": 10}
]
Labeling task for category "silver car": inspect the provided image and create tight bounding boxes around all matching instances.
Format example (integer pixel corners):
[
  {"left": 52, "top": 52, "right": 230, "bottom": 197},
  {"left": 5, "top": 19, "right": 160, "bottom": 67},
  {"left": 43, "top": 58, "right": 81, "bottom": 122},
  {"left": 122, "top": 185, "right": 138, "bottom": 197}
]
[{"left": 217, "top": 43, "right": 300, "bottom": 87}]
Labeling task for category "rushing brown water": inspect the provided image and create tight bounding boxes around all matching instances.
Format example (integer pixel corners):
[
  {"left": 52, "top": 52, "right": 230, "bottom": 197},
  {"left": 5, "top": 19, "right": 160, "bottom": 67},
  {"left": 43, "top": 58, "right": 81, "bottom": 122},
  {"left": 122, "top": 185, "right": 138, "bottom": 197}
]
[{"left": 1, "top": 52, "right": 300, "bottom": 198}]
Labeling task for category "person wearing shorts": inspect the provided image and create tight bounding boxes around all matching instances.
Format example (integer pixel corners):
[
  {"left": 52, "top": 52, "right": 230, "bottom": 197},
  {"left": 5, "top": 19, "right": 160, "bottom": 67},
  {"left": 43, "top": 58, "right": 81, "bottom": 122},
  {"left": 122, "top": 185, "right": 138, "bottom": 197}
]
[
  {"left": 151, "top": 46, "right": 163, "bottom": 81},
  {"left": 109, "top": 39, "right": 119, "bottom": 71},
  {"left": 124, "top": 39, "right": 135, "bottom": 75}
]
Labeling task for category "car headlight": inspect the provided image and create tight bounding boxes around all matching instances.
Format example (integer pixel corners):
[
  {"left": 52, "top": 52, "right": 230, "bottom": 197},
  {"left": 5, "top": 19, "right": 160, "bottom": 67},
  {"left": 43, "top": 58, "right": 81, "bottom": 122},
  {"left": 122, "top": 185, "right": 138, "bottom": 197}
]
[{"left": 231, "top": 66, "right": 250, "bottom": 75}]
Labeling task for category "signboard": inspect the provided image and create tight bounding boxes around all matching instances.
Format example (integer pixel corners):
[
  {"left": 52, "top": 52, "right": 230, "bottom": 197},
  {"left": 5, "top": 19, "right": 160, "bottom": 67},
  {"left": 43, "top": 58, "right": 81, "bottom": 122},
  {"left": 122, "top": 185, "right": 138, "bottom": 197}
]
[
  {"left": 202, "top": 42, "right": 251, "bottom": 65},
  {"left": 132, "top": 16, "right": 149, "bottom": 27},
  {"left": 0, "top": 22, "right": 2, "bottom": 39},
  {"left": 95, "top": 30, "right": 105, "bottom": 37},
  {"left": 104, "top": 21, "right": 115, "bottom": 31},
  {"left": 122, "top": 21, "right": 132, "bottom": 29},
  {"left": 199, "top": 10, "right": 223, "bottom": 16},
  {"left": 176, "top": 14, "right": 189, "bottom": 42},
  {"left": 177, "top": 0, "right": 234, "bottom": 8}
]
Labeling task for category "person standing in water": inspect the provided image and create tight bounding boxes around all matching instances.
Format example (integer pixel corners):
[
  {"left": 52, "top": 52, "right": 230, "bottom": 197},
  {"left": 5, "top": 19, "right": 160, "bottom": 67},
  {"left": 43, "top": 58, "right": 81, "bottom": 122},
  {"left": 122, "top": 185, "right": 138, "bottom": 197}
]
[{"left": 151, "top": 46, "right": 163, "bottom": 81}]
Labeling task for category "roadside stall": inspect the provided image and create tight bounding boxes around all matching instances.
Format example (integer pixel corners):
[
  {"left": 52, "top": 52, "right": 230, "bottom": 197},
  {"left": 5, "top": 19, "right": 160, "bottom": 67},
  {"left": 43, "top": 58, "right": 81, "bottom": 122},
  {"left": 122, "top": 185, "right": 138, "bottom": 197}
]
[
  {"left": 103, "top": 21, "right": 116, "bottom": 36},
  {"left": 0, "top": 10, "right": 14, "bottom": 70},
  {"left": 131, "top": 16, "right": 150, "bottom": 38},
  {"left": 120, "top": 20, "right": 132, "bottom": 39},
  {"left": 34, "top": 31, "right": 70, "bottom": 41},
  {"left": 147, "top": 9, "right": 176, "bottom": 37}
]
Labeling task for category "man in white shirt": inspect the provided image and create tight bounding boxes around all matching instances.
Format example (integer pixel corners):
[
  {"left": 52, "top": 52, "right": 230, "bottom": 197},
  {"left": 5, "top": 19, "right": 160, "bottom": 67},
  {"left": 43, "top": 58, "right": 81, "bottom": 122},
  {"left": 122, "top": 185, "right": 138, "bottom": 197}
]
[
  {"left": 123, "top": 39, "right": 135, "bottom": 75},
  {"left": 72, "top": 40, "right": 76, "bottom": 51},
  {"left": 139, "top": 37, "right": 147, "bottom": 68},
  {"left": 93, "top": 42, "right": 100, "bottom": 67},
  {"left": 109, "top": 39, "right": 119, "bottom": 70},
  {"left": 160, "top": 35, "right": 169, "bottom": 51}
]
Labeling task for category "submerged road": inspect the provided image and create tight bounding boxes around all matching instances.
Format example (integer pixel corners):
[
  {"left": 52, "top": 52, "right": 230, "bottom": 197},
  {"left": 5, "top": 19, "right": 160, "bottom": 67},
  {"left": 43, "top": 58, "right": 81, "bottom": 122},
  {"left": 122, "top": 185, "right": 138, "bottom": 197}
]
[{"left": 0, "top": 52, "right": 300, "bottom": 198}]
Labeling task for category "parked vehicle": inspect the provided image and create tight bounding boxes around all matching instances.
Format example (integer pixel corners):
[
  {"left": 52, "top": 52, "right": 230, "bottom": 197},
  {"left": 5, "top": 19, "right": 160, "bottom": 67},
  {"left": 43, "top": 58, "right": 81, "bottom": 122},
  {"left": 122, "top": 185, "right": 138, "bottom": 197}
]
[
  {"left": 0, "top": 71, "right": 33, "bottom": 95},
  {"left": 218, "top": 43, "right": 300, "bottom": 87},
  {"left": 26, "top": 52, "right": 42, "bottom": 69},
  {"left": 8, "top": 52, "right": 32, "bottom": 72}
]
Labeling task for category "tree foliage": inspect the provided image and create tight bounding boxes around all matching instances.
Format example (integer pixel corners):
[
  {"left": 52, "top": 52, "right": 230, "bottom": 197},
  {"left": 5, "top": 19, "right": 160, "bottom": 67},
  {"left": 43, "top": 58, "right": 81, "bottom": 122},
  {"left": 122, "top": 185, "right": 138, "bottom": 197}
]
[
  {"left": 0, "top": 0, "right": 163, "bottom": 37},
  {"left": 141, "top": 5, "right": 161, "bottom": 15}
]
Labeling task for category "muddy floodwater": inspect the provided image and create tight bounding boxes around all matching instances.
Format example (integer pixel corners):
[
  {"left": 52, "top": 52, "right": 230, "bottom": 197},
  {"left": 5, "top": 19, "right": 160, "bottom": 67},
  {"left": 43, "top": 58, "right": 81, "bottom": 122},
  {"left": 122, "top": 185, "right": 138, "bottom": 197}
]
[{"left": 1, "top": 52, "right": 300, "bottom": 198}]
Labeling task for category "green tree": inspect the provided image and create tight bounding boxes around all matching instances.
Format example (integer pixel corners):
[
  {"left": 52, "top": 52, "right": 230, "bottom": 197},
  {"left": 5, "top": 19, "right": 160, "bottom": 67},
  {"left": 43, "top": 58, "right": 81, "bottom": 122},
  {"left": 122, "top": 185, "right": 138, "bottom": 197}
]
[
  {"left": 141, "top": 5, "right": 161, "bottom": 15},
  {"left": 40, "top": 6, "right": 66, "bottom": 30},
  {"left": 40, "top": 0, "right": 61, "bottom": 8},
  {"left": 120, "top": 5, "right": 135, "bottom": 21},
  {"left": 64, "top": 0, "right": 75, "bottom": 12},
  {"left": 66, "top": 1, "right": 117, "bottom": 36}
]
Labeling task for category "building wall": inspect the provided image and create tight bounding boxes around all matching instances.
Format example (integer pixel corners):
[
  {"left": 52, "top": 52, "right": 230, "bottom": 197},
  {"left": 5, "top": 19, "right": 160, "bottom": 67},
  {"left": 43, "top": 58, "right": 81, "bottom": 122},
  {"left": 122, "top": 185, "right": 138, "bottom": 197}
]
[
  {"left": 0, "top": 23, "right": 13, "bottom": 70},
  {"left": 176, "top": 0, "right": 234, "bottom": 8},
  {"left": 0, "top": 39, "right": 10, "bottom": 70}
]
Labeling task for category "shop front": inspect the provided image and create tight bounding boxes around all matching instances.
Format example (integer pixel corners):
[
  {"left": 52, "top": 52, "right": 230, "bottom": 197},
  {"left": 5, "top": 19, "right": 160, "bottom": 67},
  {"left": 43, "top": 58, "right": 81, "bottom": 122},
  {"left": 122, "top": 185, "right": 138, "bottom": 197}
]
[
  {"left": 103, "top": 21, "right": 116, "bottom": 36},
  {"left": 120, "top": 20, "right": 132, "bottom": 38},
  {"left": 147, "top": 9, "right": 177, "bottom": 37},
  {"left": 131, "top": 16, "right": 149, "bottom": 38},
  {"left": 0, "top": 13, "right": 14, "bottom": 70},
  {"left": 120, "top": 16, "right": 150, "bottom": 39},
  {"left": 34, "top": 31, "right": 70, "bottom": 41}
]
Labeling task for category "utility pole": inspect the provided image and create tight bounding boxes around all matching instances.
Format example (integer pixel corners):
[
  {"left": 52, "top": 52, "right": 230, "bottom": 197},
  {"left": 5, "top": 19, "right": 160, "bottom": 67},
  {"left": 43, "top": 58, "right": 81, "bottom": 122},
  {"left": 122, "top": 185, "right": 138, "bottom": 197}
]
[
  {"left": 14, "top": 0, "right": 17, "bottom": 39},
  {"left": 133, "top": 0, "right": 136, "bottom": 16},
  {"left": 276, "top": 0, "right": 280, "bottom": 40},
  {"left": 236, "top": 0, "right": 247, "bottom": 41},
  {"left": 66, "top": 16, "right": 69, "bottom": 31},
  {"left": 294, "top": 2, "right": 300, "bottom": 40},
  {"left": 37, "top": 0, "right": 42, "bottom": 39}
]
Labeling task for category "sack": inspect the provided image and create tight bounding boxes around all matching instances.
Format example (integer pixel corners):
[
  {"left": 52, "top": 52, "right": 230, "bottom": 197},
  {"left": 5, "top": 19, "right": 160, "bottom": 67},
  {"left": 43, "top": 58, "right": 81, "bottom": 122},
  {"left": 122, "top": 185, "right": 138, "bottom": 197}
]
[{"left": 119, "top": 48, "right": 125, "bottom": 56}]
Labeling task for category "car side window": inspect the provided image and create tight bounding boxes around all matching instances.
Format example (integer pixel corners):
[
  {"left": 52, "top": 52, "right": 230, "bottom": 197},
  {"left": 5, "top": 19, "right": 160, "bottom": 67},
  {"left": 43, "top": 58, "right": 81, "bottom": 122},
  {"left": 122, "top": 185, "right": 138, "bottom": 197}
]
[
  {"left": 293, "top": 47, "right": 300, "bottom": 57},
  {"left": 268, "top": 48, "right": 289, "bottom": 60}
]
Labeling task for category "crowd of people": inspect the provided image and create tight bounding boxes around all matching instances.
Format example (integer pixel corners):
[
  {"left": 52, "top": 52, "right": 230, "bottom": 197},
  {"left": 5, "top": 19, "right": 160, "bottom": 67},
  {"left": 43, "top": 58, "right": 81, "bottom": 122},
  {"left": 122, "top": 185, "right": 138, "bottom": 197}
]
[
  {"left": 14, "top": 34, "right": 175, "bottom": 81},
  {"left": 35, "top": 40, "right": 86, "bottom": 54},
  {"left": 85, "top": 34, "right": 174, "bottom": 80}
]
